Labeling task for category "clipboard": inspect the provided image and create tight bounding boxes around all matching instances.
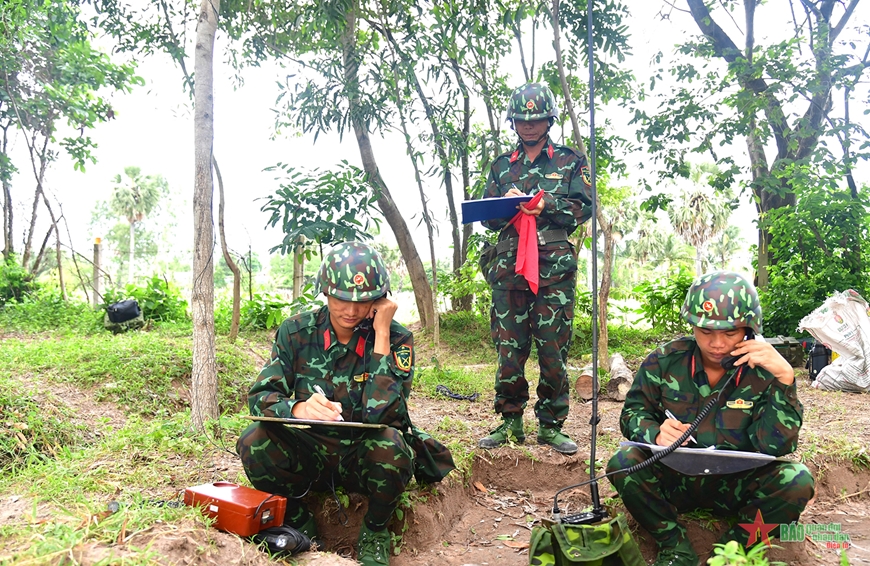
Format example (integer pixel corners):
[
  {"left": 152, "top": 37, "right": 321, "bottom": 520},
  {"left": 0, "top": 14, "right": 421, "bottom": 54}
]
[
  {"left": 461, "top": 195, "right": 532, "bottom": 224},
  {"left": 243, "top": 415, "right": 387, "bottom": 429},
  {"left": 620, "top": 441, "right": 783, "bottom": 476}
]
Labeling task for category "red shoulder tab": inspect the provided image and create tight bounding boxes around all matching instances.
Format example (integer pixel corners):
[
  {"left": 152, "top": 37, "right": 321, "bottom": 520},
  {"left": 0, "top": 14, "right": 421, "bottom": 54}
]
[
  {"left": 547, "top": 144, "right": 554, "bottom": 159},
  {"left": 323, "top": 329, "right": 331, "bottom": 350},
  {"left": 509, "top": 149, "right": 519, "bottom": 163},
  {"left": 355, "top": 336, "right": 366, "bottom": 358}
]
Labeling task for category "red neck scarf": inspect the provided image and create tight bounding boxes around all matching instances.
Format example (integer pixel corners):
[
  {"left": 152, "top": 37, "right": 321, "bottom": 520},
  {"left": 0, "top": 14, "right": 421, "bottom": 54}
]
[{"left": 508, "top": 190, "right": 544, "bottom": 294}]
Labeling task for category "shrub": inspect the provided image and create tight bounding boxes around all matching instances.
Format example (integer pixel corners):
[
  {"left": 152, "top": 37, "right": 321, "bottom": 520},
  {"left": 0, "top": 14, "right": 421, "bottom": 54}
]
[
  {"left": 240, "top": 293, "right": 291, "bottom": 329},
  {"left": 632, "top": 269, "right": 694, "bottom": 334},
  {"left": 0, "top": 256, "right": 35, "bottom": 305},
  {"left": 104, "top": 275, "right": 189, "bottom": 323},
  {"left": 0, "top": 288, "right": 102, "bottom": 333}
]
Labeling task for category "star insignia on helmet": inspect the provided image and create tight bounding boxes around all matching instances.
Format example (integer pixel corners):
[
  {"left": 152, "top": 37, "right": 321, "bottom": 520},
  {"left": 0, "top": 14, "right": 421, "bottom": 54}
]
[
  {"left": 702, "top": 300, "right": 714, "bottom": 313},
  {"left": 353, "top": 273, "right": 365, "bottom": 286},
  {"left": 526, "top": 100, "right": 535, "bottom": 110}
]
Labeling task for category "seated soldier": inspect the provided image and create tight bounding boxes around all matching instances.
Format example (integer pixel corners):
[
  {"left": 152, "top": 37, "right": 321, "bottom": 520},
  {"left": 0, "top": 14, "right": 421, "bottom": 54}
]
[
  {"left": 237, "top": 241, "right": 454, "bottom": 566},
  {"left": 606, "top": 271, "right": 815, "bottom": 566}
]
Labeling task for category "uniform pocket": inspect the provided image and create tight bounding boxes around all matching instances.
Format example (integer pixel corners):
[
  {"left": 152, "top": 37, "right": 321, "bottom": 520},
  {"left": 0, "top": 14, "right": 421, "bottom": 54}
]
[
  {"left": 362, "top": 373, "right": 409, "bottom": 428},
  {"left": 538, "top": 178, "right": 568, "bottom": 195},
  {"left": 661, "top": 389, "right": 698, "bottom": 422}
]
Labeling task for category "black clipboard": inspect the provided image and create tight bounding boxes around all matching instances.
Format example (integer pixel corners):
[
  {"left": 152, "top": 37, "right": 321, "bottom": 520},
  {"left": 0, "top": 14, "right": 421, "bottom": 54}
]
[
  {"left": 243, "top": 415, "right": 387, "bottom": 429},
  {"left": 620, "top": 441, "right": 783, "bottom": 476},
  {"left": 461, "top": 195, "right": 532, "bottom": 224}
]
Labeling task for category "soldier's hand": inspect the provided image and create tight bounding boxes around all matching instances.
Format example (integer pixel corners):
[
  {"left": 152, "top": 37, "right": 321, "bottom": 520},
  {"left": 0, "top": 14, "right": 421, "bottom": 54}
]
[
  {"left": 729, "top": 340, "right": 795, "bottom": 386},
  {"left": 519, "top": 196, "right": 544, "bottom": 217},
  {"left": 368, "top": 297, "right": 398, "bottom": 356},
  {"left": 656, "top": 418, "right": 691, "bottom": 447},
  {"left": 505, "top": 187, "right": 525, "bottom": 197},
  {"left": 292, "top": 393, "right": 343, "bottom": 421}
]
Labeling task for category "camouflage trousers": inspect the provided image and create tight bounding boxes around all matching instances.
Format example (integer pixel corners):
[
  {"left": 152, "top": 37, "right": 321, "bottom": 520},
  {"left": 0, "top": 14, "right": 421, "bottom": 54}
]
[
  {"left": 606, "top": 446, "right": 815, "bottom": 548},
  {"left": 490, "top": 276, "right": 575, "bottom": 425},
  {"left": 236, "top": 422, "right": 414, "bottom": 529}
]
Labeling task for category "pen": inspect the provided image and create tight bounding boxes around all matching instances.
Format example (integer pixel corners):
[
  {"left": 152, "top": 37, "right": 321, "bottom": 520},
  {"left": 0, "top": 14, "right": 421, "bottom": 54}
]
[
  {"left": 313, "top": 384, "right": 344, "bottom": 421},
  {"left": 664, "top": 409, "right": 697, "bottom": 444}
]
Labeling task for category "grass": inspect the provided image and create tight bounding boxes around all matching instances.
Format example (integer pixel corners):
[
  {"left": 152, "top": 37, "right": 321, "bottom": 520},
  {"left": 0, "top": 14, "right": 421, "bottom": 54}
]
[
  {"left": 0, "top": 411, "right": 232, "bottom": 565},
  {"left": 0, "top": 331, "right": 259, "bottom": 418}
]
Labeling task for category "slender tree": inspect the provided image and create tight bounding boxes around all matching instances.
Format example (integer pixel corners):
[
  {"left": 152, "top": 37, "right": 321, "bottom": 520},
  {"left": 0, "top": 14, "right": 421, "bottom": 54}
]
[{"left": 191, "top": 0, "right": 219, "bottom": 431}]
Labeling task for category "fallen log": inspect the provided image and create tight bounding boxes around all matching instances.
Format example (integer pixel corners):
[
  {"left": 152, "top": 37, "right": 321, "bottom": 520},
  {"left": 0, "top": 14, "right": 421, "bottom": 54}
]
[
  {"left": 606, "top": 353, "right": 634, "bottom": 401},
  {"left": 574, "top": 365, "right": 595, "bottom": 400}
]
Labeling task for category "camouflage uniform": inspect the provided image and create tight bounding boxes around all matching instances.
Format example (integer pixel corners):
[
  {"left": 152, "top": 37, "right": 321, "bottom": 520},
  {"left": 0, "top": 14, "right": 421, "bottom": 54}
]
[
  {"left": 481, "top": 93, "right": 592, "bottom": 427},
  {"left": 237, "top": 242, "right": 454, "bottom": 547},
  {"left": 606, "top": 272, "right": 814, "bottom": 558}
]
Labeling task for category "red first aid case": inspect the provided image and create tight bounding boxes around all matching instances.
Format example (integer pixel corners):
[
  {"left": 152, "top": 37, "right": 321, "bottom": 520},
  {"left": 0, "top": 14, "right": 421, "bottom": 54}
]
[{"left": 183, "top": 482, "right": 286, "bottom": 537}]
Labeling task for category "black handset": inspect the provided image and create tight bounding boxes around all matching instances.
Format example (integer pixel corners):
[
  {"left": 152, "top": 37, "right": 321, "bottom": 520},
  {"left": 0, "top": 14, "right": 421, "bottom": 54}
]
[{"left": 720, "top": 329, "right": 756, "bottom": 370}]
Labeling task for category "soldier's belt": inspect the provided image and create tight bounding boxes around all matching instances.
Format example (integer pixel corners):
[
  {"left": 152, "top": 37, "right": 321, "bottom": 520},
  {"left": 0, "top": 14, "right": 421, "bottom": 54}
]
[{"left": 495, "top": 229, "right": 568, "bottom": 255}]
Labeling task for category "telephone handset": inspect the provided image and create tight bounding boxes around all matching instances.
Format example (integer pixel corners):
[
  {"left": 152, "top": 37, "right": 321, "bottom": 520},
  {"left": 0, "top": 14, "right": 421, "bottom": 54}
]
[{"left": 719, "top": 329, "right": 756, "bottom": 370}]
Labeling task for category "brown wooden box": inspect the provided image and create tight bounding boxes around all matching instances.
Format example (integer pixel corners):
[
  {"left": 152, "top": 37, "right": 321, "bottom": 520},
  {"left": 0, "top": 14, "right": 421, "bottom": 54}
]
[{"left": 183, "top": 482, "right": 286, "bottom": 537}]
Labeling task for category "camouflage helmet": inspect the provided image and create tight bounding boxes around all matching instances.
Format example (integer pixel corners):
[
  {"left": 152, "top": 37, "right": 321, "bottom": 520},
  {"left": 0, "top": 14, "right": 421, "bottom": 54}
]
[
  {"left": 680, "top": 271, "right": 762, "bottom": 334},
  {"left": 316, "top": 241, "right": 390, "bottom": 302},
  {"left": 507, "top": 83, "right": 558, "bottom": 122}
]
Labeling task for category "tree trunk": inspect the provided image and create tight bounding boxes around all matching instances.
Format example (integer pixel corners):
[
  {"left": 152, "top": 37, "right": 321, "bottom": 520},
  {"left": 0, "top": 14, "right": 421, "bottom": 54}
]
[
  {"left": 292, "top": 236, "right": 304, "bottom": 299},
  {"left": 606, "top": 353, "right": 633, "bottom": 401},
  {"left": 191, "top": 0, "right": 219, "bottom": 431},
  {"left": 128, "top": 221, "right": 135, "bottom": 283},
  {"left": 1, "top": 125, "right": 12, "bottom": 261},
  {"left": 215, "top": 155, "right": 240, "bottom": 343},
  {"left": 21, "top": 135, "right": 50, "bottom": 272},
  {"left": 340, "top": 3, "right": 434, "bottom": 331}
]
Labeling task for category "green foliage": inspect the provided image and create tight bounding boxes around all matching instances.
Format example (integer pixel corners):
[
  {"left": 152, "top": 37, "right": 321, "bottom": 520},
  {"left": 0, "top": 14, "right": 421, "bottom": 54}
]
[
  {"left": 0, "top": 256, "right": 35, "bottom": 305},
  {"left": 632, "top": 269, "right": 694, "bottom": 334},
  {"left": 707, "top": 540, "right": 784, "bottom": 566},
  {"left": 437, "top": 233, "right": 493, "bottom": 316},
  {"left": 0, "top": 288, "right": 102, "bottom": 334},
  {"left": 240, "top": 293, "right": 291, "bottom": 330},
  {"left": 104, "top": 275, "right": 189, "bottom": 323},
  {"left": 261, "top": 161, "right": 380, "bottom": 259},
  {"left": 437, "top": 311, "right": 493, "bottom": 365},
  {"left": 760, "top": 187, "right": 870, "bottom": 336},
  {"left": 0, "top": 332, "right": 256, "bottom": 418}
]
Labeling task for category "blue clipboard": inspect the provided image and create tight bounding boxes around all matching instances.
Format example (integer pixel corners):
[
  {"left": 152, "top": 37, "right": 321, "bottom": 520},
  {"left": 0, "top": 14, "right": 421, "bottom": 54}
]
[{"left": 461, "top": 195, "right": 533, "bottom": 224}]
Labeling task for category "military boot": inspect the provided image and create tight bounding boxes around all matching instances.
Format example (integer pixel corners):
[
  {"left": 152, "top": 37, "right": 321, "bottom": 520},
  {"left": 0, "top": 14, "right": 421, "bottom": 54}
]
[
  {"left": 478, "top": 414, "right": 525, "bottom": 449},
  {"left": 357, "top": 523, "right": 391, "bottom": 566},
  {"left": 286, "top": 511, "right": 323, "bottom": 550},
  {"left": 537, "top": 423, "right": 578, "bottom": 454},
  {"left": 653, "top": 540, "right": 699, "bottom": 566}
]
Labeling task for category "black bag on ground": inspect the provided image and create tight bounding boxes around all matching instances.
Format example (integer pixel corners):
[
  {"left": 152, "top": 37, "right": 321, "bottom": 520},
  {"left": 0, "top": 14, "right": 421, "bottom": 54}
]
[
  {"left": 249, "top": 525, "right": 311, "bottom": 556},
  {"left": 107, "top": 299, "right": 141, "bottom": 323}
]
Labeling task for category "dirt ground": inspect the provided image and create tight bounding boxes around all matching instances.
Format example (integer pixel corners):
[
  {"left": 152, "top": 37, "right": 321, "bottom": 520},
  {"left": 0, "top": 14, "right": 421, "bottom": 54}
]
[{"left": 4, "top": 360, "right": 870, "bottom": 565}]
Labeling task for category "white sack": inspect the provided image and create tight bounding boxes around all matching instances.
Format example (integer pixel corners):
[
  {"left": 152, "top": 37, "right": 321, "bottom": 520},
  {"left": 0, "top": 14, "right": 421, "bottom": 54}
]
[{"left": 797, "top": 289, "right": 870, "bottom": 392}]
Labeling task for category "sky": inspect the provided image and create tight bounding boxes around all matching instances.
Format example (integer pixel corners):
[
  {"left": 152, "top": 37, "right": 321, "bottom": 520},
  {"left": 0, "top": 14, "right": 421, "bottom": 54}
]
[{"left": 5, "top": 1, "right": 869, "bottom": 287}]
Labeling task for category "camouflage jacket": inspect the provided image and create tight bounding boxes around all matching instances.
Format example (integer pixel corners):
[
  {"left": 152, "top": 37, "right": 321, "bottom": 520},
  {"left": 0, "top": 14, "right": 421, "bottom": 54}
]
[
  {"left": 246, "top": 306, "right": 414, "bottom": 430},
  {"left": 481, "top": 138, "right": 593, "bottom": 290},
  {"left": 620, "top": 337, "right": 803, "bottom": 456}
]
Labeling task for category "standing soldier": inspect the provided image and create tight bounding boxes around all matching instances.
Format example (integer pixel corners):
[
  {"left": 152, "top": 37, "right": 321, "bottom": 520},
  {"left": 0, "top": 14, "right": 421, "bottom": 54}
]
[
  {"left": 237, "top": 241, "right": 454, "bottom": 566},
  {"left": 478, "top": 83, "right": 593, "bottom": 454}
]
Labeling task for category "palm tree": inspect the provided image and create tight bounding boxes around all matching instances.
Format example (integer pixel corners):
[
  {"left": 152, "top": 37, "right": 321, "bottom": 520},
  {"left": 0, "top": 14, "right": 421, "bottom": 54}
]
[
  {"left": 110, "top": 167, "right": 167, "bottom": 283},
  {"left": 667, "top": 165, "right": 732, "bottom": 276},
  {"left": 707, "top": 225, "right": 744, "bottom": 270}
]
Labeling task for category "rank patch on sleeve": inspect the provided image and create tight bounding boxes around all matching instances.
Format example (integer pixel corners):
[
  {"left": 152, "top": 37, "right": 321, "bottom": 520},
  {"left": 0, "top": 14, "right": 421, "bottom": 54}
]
[
  {"left": 394, "top": 345, "right": 413, "bottom": 371},
  {"left": 580, "top": 165, "right": 592, "bottom": 186}
]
